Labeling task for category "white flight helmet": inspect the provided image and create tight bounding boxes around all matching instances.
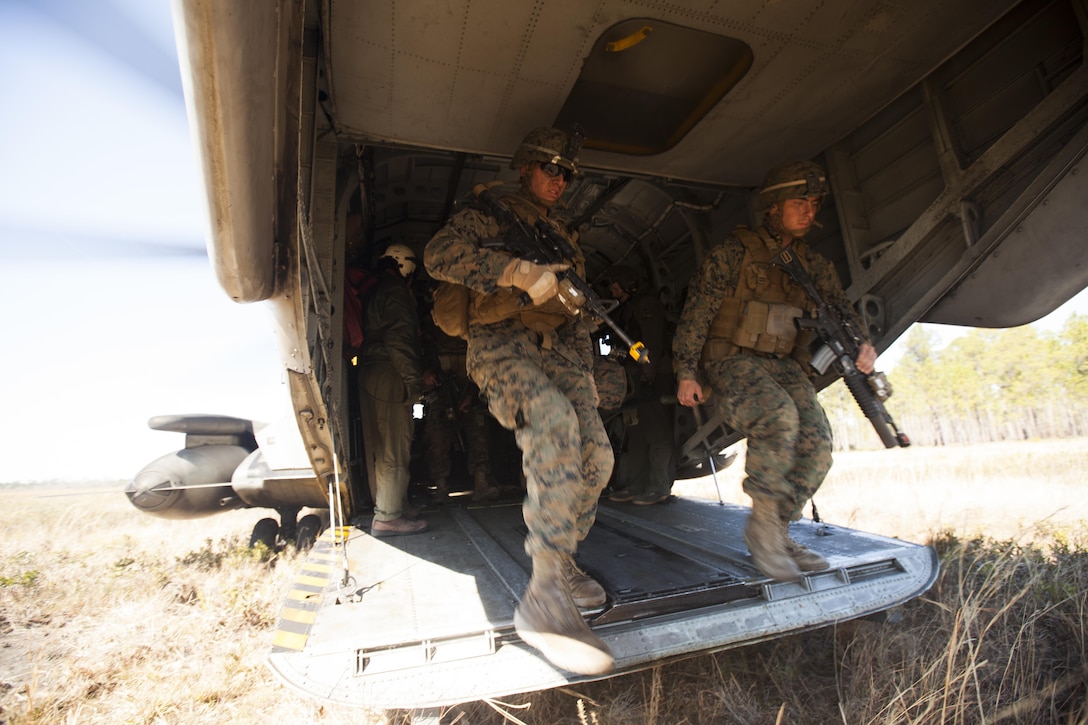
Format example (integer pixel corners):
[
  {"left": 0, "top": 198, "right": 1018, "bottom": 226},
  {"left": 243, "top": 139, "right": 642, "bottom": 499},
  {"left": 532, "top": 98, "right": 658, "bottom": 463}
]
[{"left": 381, "top": 243, "right": 417, "bottom": 278}]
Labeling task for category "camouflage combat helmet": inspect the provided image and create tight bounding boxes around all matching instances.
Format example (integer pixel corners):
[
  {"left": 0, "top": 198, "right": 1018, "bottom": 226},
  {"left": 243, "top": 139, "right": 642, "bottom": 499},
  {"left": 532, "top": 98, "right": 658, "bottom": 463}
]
[
  {"left": 757, "top": 161, "right": 829, "bottom": 211},
  {"left": 510, "top": 126, "right": 584, "bottom": 175}
]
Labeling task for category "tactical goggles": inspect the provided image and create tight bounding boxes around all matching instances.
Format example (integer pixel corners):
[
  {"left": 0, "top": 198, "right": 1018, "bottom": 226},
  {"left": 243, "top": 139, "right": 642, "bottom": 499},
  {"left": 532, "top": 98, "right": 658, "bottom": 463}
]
[{"left": 539, "top": 161, "right": 574, "bottom": 182}]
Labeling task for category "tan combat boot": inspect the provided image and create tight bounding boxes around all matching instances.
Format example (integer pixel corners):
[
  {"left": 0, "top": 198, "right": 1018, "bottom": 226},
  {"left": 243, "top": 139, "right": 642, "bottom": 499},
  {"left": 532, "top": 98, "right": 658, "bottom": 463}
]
[
  {"left": 744, "top": 496, "right": 802, "bottom": 582},
  {"left": 783, "top": 532, "right": 830, "bottom": 571},
  {"left": 561, "top": 552, "right": 606, "bottom": 608},
  {"left": 514, "top": 550, "right": 614, "bottom": 675},
  {"left": 472, "top": 469, "right": 500, "bottom": 502}
]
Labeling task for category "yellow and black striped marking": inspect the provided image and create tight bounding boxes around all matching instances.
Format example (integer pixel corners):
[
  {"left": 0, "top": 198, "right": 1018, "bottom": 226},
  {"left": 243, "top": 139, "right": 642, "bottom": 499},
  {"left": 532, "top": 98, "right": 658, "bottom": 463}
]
[{"left": 270, "top": 527, "right": 348, "bottom": 653}]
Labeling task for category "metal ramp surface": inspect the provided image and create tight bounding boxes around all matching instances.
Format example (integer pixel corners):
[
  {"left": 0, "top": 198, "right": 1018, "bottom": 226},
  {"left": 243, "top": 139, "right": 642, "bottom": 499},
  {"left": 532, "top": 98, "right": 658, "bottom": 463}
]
[{"left": 266, "top": 497, "right": 937, "bottom": 710}]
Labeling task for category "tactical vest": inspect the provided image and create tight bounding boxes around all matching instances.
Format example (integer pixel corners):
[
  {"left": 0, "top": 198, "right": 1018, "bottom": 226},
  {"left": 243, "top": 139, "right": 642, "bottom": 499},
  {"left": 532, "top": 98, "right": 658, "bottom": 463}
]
[
  {"left": 468, "top": 192, "right": 581, "bottom": 334},
  {"left": 702, "top": 227, "right": 815, "bottom": 363}
]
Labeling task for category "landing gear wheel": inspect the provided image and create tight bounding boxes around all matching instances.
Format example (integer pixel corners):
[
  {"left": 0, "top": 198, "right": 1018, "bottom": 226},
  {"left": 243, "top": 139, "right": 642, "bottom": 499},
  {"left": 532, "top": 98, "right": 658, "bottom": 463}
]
[
  {"left": 249, "top": 517, "right": 279, "bottom": 549},
  {"left": 275, "top": 506, "right": 301, "bottom": 543},
  {"left": 295, "top": 514, "right": 322, "bottom": 550}
]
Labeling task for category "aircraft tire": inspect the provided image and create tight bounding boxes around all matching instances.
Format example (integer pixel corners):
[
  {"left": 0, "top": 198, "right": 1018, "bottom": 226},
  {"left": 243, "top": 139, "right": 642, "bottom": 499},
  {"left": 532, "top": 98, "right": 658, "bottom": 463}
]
[
  {"left": 295, "top": 514, "right": 322, "bottom": 551},
  {"left": 249, "top": 517, "right": 279, "bottom": 549}
]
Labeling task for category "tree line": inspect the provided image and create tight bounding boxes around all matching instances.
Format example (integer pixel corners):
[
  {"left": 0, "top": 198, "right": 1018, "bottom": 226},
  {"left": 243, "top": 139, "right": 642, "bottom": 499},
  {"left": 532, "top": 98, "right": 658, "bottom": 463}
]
[{"left": 819, "top": 313, "right": 1088, "bottom": 450}]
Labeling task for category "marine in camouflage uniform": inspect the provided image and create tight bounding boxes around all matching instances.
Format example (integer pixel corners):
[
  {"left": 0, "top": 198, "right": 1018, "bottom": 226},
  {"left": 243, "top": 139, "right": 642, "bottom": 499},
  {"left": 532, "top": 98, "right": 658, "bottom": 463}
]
[
  {"left": 420, "top": 310, "right": 501, "bottom": 501},
  {"left": 592, "top": 354, "right": 627, "bottom": 414},
  {"left": 603, "top": 265, "right": 676, "bottom": 505},
  {"left": 673, "top": 161, "right": 877, "bottom": 581},
  {"left": 360, "top": 244, "right": 429, "bottom": 537},
  {"left": 424, "top": 127, "right": 614, "bottom": 675}
]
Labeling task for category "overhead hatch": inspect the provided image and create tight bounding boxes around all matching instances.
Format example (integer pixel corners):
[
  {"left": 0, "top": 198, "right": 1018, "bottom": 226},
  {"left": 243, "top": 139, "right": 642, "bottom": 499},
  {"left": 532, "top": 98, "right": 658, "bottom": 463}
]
[{"left": 556, "top": 18, "right": 753, "bottom": 155}]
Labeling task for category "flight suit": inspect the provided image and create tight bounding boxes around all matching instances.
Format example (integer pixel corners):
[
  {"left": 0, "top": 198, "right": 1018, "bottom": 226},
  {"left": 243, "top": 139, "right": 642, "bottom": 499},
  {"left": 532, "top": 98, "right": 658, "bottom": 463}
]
[{"left": 360, "top": 270, "right": 425, "bottom": 521}]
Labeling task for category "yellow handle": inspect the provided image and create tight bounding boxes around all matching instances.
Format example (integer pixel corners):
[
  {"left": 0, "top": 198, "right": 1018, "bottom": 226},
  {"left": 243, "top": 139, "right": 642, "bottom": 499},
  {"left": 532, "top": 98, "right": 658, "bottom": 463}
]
[{"left": 606, "top": 26, "right": 652, "bottom": 53}]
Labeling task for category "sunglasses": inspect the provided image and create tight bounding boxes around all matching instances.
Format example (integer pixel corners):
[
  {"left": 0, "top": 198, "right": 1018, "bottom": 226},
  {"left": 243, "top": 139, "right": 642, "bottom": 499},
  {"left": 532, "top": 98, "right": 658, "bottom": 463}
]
[{"left": 539, "top": 161, "right": 573, "bottom": 182}]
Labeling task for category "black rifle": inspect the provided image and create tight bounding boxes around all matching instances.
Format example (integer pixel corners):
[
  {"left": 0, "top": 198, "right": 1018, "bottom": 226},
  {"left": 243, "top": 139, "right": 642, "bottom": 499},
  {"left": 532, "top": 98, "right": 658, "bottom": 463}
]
[
  {"left": 771, "top": 247, "right": 910, "bottom": 449},
  {"left": 473, "top": 185, "right": 650, "bottom": 365}
]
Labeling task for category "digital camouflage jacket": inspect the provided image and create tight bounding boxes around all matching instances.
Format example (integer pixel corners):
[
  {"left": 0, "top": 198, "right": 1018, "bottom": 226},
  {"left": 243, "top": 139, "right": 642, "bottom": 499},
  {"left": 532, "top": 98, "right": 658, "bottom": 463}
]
[{"left": 673, "top": 224, "right": 861, "bottom": 382}]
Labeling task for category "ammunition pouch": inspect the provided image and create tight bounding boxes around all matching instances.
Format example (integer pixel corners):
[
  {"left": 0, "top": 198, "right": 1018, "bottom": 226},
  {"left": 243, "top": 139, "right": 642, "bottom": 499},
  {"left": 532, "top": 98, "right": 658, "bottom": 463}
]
[
  {"left": 732, "top": 300, "right": 802, "bottom": 354},
  {"left": 700, "top": 226, "right": 816, "bottom": 367},
  {"left": 703, "top": 301, "right": 803, "bottom": 363}
]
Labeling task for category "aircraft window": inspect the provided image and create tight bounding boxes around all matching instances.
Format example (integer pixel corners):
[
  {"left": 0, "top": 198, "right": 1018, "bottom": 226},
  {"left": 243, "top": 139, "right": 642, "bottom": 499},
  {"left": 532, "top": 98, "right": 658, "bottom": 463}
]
[{"left": 556, "top": 18, "right": 752, "bottom": 156}]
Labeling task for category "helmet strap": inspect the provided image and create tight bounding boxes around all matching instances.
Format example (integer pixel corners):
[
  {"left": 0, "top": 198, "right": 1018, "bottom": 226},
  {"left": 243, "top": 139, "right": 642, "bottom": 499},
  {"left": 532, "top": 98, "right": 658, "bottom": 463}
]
[{"left": 764, "top": 205, "right": 788, "bottom": 239}]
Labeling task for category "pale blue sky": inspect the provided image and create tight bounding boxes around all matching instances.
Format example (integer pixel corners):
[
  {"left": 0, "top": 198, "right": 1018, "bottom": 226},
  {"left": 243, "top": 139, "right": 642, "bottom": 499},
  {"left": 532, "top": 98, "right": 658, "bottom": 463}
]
[
  {"left": 0, "top": 1, "right": 282, "bottom": 482},
  {"left": 0, "top": 1, "right": 1083, "bottom": 483}
]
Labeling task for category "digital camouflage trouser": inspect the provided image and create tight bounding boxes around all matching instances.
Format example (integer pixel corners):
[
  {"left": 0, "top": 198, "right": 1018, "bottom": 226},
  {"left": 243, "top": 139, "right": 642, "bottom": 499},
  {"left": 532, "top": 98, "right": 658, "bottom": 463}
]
[
  {"left": 467, "top": 319, "right": 614, "bottom": 557},
  {"left": 616, "top": 382, "right": 674, "bottom": 497},
  {"left": 703, "top": 354, "right": 832, "bottom": 521},
  {"left": 422, "top": 373, "right": 494, "bottom": 485}
]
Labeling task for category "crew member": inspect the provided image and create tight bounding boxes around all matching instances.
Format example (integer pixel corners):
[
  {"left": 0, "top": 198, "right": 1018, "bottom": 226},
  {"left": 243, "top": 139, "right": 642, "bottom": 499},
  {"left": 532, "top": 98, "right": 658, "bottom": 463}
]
[
  {"left": 420, "top": 309, "right": 502, "bottom": 502},
  {"left": 424, "top": 127, "right": 614, "bottom": 675},
  {"left": 673, "top": 161, "right": 877, "bottom": 581},
  {"left": 361, "top": 244, "right": 429, "bottom": 536},
  {"left": 604, "top": 265, "right": 675, "bottom": 505}
]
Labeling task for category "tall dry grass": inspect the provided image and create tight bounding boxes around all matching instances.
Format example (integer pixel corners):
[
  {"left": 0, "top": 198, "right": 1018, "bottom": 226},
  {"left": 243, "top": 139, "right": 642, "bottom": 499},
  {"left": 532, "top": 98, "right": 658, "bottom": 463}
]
[
  {"left": 0, "top": 493, "right": 363, "bottom": 724},
  {"left": 2, "top": 439, "right": 1087, "bottom": 724},
  {"left": 673, "top": 437, "right": 1088, "bottom": 545}
]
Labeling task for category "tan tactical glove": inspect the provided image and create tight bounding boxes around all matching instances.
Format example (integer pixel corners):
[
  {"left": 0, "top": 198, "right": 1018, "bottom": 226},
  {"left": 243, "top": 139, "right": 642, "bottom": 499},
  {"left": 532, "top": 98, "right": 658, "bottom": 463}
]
[{"left": 498, "top": 259, "right": 571, "bottom": 305}]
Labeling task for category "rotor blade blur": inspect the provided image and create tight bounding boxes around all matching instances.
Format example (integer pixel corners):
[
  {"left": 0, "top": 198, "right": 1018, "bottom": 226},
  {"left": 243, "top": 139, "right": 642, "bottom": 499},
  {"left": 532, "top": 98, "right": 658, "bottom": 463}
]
[{"left": 12, "top": 0, "right": 185, "bottom": 104}]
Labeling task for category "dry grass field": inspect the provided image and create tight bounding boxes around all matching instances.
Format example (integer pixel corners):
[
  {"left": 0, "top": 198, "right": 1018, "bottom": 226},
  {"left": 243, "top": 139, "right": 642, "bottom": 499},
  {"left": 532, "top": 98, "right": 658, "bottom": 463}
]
[
  {"left": 675, "top": 437, "right": 1088, "bottom": 545},
  {"left": 2, "top": 439, "right": 1086, "bottom": 724}
]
